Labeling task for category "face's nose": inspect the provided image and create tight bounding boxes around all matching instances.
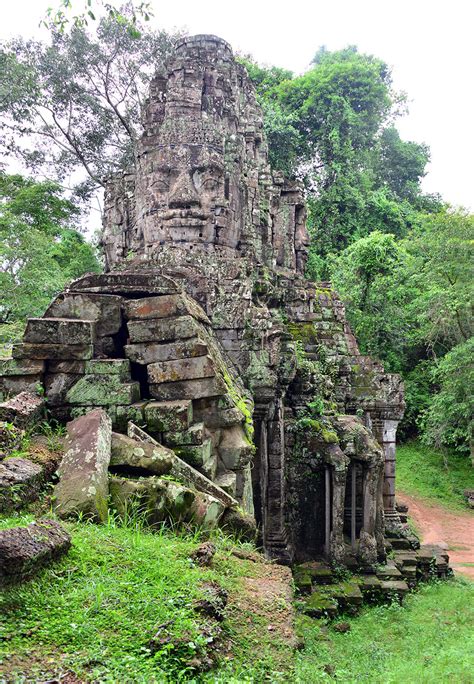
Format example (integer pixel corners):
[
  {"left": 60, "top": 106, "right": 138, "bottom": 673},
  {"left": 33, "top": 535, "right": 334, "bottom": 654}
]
[{"left": 168, "top": 171, "right": 201, "bottom": 208}]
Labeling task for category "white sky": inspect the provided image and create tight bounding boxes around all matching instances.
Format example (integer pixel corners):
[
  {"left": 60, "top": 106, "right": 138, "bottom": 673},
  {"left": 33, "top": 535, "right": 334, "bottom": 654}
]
[{"left": 1, "top": 0, "right": 473, "bottom": 209}]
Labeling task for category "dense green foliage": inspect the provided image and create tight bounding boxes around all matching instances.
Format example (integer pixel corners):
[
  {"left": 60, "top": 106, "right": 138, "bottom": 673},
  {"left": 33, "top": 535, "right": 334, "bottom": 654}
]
[
  {"left": 245, "top": 49, "right": 472, "bottom": 455},
  {"left": 295, "top": 579, "right": 474, "bottom": 682},
  {"left": 0, "top": 173, "right": 100, "bottom": 343},
  {"left": 397, "top": 441, "right": 474, "bottom": 510}
]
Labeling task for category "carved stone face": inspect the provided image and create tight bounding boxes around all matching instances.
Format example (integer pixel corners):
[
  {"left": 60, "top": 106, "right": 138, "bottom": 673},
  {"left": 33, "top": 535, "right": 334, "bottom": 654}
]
[{"left": 140, "top": 142, "right": 241, "bottom": 251}]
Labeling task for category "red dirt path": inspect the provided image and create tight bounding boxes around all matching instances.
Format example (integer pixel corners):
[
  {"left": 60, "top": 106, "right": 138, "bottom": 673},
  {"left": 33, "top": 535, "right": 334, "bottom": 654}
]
[{"left": 397, "top": 491, "right": 474, "bottom": 580}]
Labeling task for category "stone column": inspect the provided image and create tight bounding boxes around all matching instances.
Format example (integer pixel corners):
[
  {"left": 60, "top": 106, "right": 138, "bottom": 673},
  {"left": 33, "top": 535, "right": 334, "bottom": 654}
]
[
  {"left": 351, "top": 465, "right": 357, "bottom": 551},
  {"left": 264, "top": 398, "right": 291, "bottom": 564},
  {"left": 371, "top": 416, "right": 399, "bottom": 519},
  {"left": 324, "top": 466, "right": 331, "bottom": 556}
]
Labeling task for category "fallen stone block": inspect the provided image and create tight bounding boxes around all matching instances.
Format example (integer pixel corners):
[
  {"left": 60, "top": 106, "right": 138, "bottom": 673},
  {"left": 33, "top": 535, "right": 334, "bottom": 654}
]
[
  {"left": 115, "top": 402, "right": 148, "bottom": 431},
  {"left": 214, "top": 472, "right": 237, "bottom": 497},
  {"left": 0, "top": 457, "right": 43, "bottom": 512},
  {"left": 109, "top": 475, "right": 195, "bottom": 525},
  {"left": 45, "top": 292, "right": 122, "bottom": 337},
  {"left": 44, "top": 373, "right": 82, "bottom": 406},
  {"left": 149, "top": 376, "right": 226, "bottom": 401},
  {"left": 24, "top": 318, "right": 95, "bottom": 345},
  {"left": 0, "top": 392, "right": 44, "bottom": 429},
  {"left": 65, "top": 375, "right": 140, "bottom": 406},
  {"left": 189, "top": 491, "right": 225, "bottom": 529},
  {"left": 0, "top": 358, "right": 44, "bottom": 376},
  {"left": 110, "top": 432, "right": 174, "bottom": 476},
  {"left": 12, "top": 342, "right": 94, "bottom": 360},
  {"left": 85, "top": 359, "right": 131, "bottom": 380},
  {"left": 125, "top": 338, "right": 208, "bottom": 365},
  {"left": 219, "top": 507, "right": 257, "bottom": 542},
  {"left": 54, "top": 408, "right": 112, "bottom": 522},
  {"left": 145, "top": 400, "right": 193, "bottom": 433},
  {"left": 0, "top": 422, "right": 23, "bottom": 456},
  {"left": 148, "top": 356, "right": 215, "bottom": 384},
  {"left": 127, "top": 315, "right": 199, "bottom": 344},
  {"left": 127, "top": 423, "right": 238, "bottom": 509},
  {"left": 174, "top": 439, "right": 213, "bottom": 473},
  {"left": 0, "top": 519, "right": 71, "bottom": 586}
]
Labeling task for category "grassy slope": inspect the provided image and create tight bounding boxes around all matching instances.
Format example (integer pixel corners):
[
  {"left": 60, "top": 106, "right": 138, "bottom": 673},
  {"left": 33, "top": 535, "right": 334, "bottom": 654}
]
[
  {"left": 396, "top": 440, "right": 474, "bottom": 510},
  {"left": 295, "top": 579, "right": 474, "bottom": 683},
  {"left": 0, "top": 515, "right": 294, "bottom": 683}
]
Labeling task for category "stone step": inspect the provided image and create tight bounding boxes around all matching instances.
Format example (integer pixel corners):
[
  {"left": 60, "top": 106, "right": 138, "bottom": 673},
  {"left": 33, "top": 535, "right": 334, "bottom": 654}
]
[
  {"left": 387, "top": 537, "right": 411, "bottom": 550},
  {"left": 379, "top": 580, "right": 409, "bottom": 597},
  {"left": 376, "top": 562, "right": 403, "bottom": 581},
  {"left": 393, "top": 551, "right": 418, "bottom": 568},
  {"left": 301, "top": 591, "right": 338, "bottom": 619}
]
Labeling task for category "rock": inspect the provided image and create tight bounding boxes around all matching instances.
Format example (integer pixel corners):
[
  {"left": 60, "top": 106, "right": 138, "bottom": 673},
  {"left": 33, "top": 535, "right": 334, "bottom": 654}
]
[
  {"left": 147, "top": 356, "right": 215, "bottom": 384},
  {"left": 0, "top": 422, "right": 23, "bottom": 456},
  {"left": 218, "top": 425, "right": 254, "bottom": 469},
  {"left": 127, "top": 315, "right": 199, "bottom": 343},
  {"left": 194, "top": 581, "right": 228, "bottom": 621},
  {"left": 109, "top": 475, "right": 195, "bottom": 525},
  {"left": 219, "top": 507, "right": 257, "bottom": 542},
  {"left": 0, "top": 358, "right": 44, "bottom": 376},
  {"left": 84, "top": 359, "right": 131, "bottom": 380},
  {"left": 333, "top": 622, "right": 351, "bottom": 633},
  {"left": 0, "top": 374, "right": 42, "bottom": 401},
  {"left": 65, "top": 375, "right": 140, "bottom": 406},
  {"left": 0, "top": 458, "right": 43, "bottom": 512},
  {"left": 12, "top": 342, "right": 94, "bottom": 360},
  {"left": 0, "top": 391, "right": 44, "bottom": 429},
  {"left": 145, "top": 400, "right": 193, "bottom": 433},
  {"left": 190, "top": 542, "right": 216, "bottom": 566},
  {"left": 0, "top": 519, "right": 71, "bottom": 586},
  {"left": 150, "top": 377, "right": 226, "bottom": 401},
  {"left": 45, "top": 292, "right": 123, "bottom": 337},
  {"left": 110, "top": 432, "right": 174, "bottom": 476},
  {"left": 54, "top": 408, "right": 112, "bottom": 522},
  {"left": 125, "top": 339, "right": 208, "bottom": 365},
  {"left": 464, "top": 489, "right": 474, "bottom": 509},
  {"left": 24, "top": 318, "right": 95, "bottom": 345},
  {"left": 189, "top": 491, "right": 225, "bottom": 529}
]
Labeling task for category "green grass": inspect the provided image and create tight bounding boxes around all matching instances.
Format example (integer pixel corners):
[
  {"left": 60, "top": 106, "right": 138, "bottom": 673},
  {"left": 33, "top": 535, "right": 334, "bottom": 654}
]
[
  {"left": 396, "top": 440, "right": 474, "bottom": 510},
  {"left": 295, "top": 578, "right": 474, "bottom": 683},
  {"left": 0, "top": 515, "right": 293, "bottom": 683}
]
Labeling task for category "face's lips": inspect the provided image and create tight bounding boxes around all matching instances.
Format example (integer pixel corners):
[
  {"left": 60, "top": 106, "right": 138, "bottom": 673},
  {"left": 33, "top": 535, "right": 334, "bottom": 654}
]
[{"left": 161, "top": 209, "right": 209, "bottom": 221}]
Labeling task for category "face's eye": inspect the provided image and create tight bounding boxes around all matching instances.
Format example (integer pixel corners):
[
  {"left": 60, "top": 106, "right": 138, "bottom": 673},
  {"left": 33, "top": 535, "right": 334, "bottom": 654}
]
[
  {"left": 152, "top": 178, "right": 170, "bottom": 192},
  {"left": 202, "top": 177, "right": 221, "bottom": 193}
]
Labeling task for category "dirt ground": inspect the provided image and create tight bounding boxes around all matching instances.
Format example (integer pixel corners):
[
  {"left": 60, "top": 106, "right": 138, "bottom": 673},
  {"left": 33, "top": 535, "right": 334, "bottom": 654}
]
[{"left": 397, "top": 491, "right": 474, "bottom": 580}]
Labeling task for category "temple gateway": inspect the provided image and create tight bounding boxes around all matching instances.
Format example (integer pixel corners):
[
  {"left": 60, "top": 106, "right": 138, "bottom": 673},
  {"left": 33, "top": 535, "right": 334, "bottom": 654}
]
[{"left": 0, "top": 35, "right": 407, "bottom": 567}]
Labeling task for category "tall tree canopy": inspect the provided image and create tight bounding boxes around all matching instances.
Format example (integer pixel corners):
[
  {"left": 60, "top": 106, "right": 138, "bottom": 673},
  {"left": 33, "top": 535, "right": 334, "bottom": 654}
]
[
  {"left": 0, "top": 173, "right": 100, "bottom": 342},
  {"left": 0, "top": 4, "right": 178, "bottom": 202}
]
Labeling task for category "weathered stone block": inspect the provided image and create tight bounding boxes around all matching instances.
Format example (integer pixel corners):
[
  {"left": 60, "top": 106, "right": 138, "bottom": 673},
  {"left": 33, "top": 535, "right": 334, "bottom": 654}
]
[
  {"left": 124, "top": 338, "right": 208, "bottom": 365},
  {"left": 193, "top": 397, "right": 244, "bottom": 429},
  {"left": 0, "top": 519, "right": 71, "bottom": 586},
  {"left": 127, "top": 315, "right": 199, "bottom": 343},
  {"left": 54, "top": 408, "right": 112, "bottom": 521},
  {"left": 214, "top": 472, "right": 237, "bottom": 497},
  {"left": 13, "top": 342, "right": 94, "bottom": 360},
  {"left": 0, "top": 458, "right": 43, "bottom": 512},
  {"left": 109, "top": 475, "right": 195, "bottom": 525},
  {"left": 24, "top": 318, "right": 94, "bottom": 345},
  {"left": 65, "top": 376, "right": 140, "bottom": 406},
  {"left": 44, "top": 373, "right": 82, "bottom": 406},
  {"left": 70, "top": 271, "right": 180, "bottom": 295},
  {"left": 147, "top": 356, "right": 215, "bottom": 384},
  {"left": 124, "top": 294, "right": 188, "bottom": 320},
  {"left": 0, "top": 392, "right": 44, "bottom": 429},
  {"left": 189, "top": 491, "right": 225, "bottom": 530},
  {"left": 0, "top": 359, "right": 44, "bottom": 376},
  {"left": 85, "top": 359, "right": 131, "bottom": 380},
  {"left": 218, "top": 425, "right": 254, "bottom": 469},
  {"left": 115, "top": 402, "right": 148, "bottom": 431},
  {"left": 174, "top": 438, "right": 213, "bottom": 471},
  {"left": 149, "top": 376, "right": 226, "bottom": 401},
  {"left": 110, "top": 432, "right": 174, "bottom": 475},
  {"left": 0, "top": 375, "right": 42, "bottom": 401},
  {"left": 163, "top": 422, "right": 206, "bottom": 447},
  {"left": 145, "top": 400, "right": 193, "bottom": 433},
  {"left": 45, "top": 292, "right": 122, "bottom": 337},
  {"left": 47, "top": 360, "right": 86, "bottom": 374}
]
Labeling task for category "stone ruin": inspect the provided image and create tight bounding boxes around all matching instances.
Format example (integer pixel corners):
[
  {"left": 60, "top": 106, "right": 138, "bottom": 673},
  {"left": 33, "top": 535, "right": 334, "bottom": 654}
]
[{"left": 0, "top": 35, "right": 409, "bottom": 570}]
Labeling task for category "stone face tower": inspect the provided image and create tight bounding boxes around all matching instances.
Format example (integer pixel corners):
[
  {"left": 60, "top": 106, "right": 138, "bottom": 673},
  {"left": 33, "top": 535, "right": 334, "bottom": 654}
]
[{"left": 0, "top": 36, "right": 405, "bottom": 567}]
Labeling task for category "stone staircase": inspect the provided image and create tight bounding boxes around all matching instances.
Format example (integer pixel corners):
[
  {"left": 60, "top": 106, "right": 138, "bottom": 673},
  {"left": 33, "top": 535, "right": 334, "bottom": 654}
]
[{"left": 294, "top": 544, "right": 451, "bottom": 619}]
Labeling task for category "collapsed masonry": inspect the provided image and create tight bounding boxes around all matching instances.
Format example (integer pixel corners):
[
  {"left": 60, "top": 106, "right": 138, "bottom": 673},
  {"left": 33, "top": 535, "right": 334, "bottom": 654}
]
[{"left": 0, "top": 35, "right": 406, "bottom": 567}]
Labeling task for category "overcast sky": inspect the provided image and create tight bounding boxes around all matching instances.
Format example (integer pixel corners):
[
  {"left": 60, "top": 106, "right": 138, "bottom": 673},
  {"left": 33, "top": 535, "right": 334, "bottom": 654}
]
[{"left": 1, "top": 0, "right": 473, "bottom": 209}]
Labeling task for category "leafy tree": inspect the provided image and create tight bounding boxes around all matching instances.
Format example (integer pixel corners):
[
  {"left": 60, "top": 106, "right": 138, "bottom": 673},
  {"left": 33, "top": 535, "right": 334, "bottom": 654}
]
[
  {"left": 0, "top": 5, "right": 178, "bottom": 202},
  {"left": 0, "top": 173, "right": 100, "bottom": 342},
  {"left": 422, "top": 339, "right": 474, "bottom": 457}
]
